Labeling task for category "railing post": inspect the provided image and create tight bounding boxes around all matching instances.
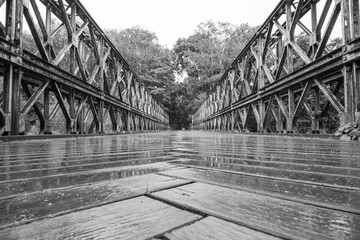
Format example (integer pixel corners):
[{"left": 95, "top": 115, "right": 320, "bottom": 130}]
[
  {"left": 342, "top": 0, "right": 360, "bottom": 125},
  {"left": 2, "top": 0, "right": 24, "bottom": 135}
]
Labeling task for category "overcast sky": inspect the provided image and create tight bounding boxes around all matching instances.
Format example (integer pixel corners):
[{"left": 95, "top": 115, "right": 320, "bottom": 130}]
[{"left": 83, "top": 0, "right": 281, "bottom": 47}]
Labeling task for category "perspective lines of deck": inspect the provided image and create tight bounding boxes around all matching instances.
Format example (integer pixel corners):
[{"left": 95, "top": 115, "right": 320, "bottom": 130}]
[{"left": 0, "top": 131, "right": 359, "bottom": 240}]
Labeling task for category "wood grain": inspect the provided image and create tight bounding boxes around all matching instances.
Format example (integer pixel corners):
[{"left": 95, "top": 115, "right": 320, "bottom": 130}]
[
  {"left": 1, "top": 131, "right": 359, "bottom": 239},
  {"left": 0, "top": 162, "right": 180, "bottom": 198},
  {"left": 0, "top": 196, "right": 201, "bottom": 240},
  {"left": 159, "top": 168, "right": 360, "bottom": 213},
  {"left": 152, "top": 182, "right": 360, "bottom": 240},
  {"left": 171, "top": 159, "right": 360, "bottom": 188},
  {"left": 0, "top": 173, "right": 191, "bottom": 227},
  {"left": 165, "top": 216, "right": 281, "bottom": 240}
]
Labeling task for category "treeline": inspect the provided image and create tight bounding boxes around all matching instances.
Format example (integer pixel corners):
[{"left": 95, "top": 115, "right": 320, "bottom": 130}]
[{"left": 106, "top": 21, "right": 258, "bottom": 129}]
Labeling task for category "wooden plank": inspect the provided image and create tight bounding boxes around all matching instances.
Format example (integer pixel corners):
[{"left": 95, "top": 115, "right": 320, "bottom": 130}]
[
  {"left": 0, "top": 135, "right": 176, "bottom": 157},
  {"left": 0, "top": 143, "right": 173, "bottom": 158},
  {"left": 152, "top": 182, "right": 360, "bottom": 240},
  {"left": 159, "top": 168, "right": 360, "bottom": 213},
  {"left": 172, "top": 145, "right": 360, "bottom": 161},
  {"left": 169, "top": 154, "right": 360, "bottom": 177},
  {"left": 0, "top": 155, "right": 176, "bottom": 181},
  {"left": 171, "top": 158, "right": 360, "bottom": 189},
  {"left": 0, "top": 146, "right": 175, "bottom": 169},
  {"left": 165, "top": 216, "right": 281, "bottom": 240},
  {"left": 177, "top": 150, "right": 360, "bottom": 170},
  {"left": 0, "top": 162, "right": 181, "bottom": 198},
  {"left": 170, "top": 134, "right": 360, "bottom": 160},
  {"left": 0, "top": 196, "right": 201, "bottom": 240},
  {"left": 210, "top": 144, "right": 360, "bottom": 160},
  {"left": 171, "top": 139, "right": 360, "bottom": 159},
  {"left": 0, "top": 173, "right": 191, "bottom": 228},
  {"left": 0, "top": 147, "right": 174, "bottom": 163}
]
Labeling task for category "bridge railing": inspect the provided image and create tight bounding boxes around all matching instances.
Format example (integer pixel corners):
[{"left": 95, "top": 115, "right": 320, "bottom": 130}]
[
  {"left": 192, "top": 0, "right": 360, "bottom": 133},
  {"left": 0, "top": 0, "right": 169, "bottom": 135}
]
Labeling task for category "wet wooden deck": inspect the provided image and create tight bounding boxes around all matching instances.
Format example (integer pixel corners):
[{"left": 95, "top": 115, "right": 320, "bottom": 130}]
[{"left": 0, "top": 131, "right": 359, "bottom": 239}]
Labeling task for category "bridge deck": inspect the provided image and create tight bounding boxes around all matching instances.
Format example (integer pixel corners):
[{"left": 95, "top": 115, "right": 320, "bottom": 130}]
[{"left": 0, "top": 131, "right": 359, "bottom": 239}]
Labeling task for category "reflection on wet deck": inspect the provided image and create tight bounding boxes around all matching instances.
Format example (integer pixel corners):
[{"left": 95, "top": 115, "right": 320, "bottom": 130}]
[{"left": 0, "top": 131, "right": 359, "bottom": 239}]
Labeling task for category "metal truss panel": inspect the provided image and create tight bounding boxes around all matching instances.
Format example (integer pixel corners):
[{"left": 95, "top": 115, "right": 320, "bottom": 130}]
[
  {"left": 192, "top": 0, "right": 360, "bottom": 134},
  {"left": 0, "top": 0, "right": 169, "bottom": 135}
]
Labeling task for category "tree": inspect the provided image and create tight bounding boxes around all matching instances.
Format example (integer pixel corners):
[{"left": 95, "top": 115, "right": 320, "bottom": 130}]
[
  {"left": 106, "top": 27, "right": 176, "bottom": 106},
  {"left": 172, "top": 21, "right": 257, "bottom": 128}
]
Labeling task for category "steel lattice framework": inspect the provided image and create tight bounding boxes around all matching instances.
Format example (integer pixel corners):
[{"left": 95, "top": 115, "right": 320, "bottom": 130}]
[
  {"left": 0, "top": 0, "right": 169, "bottom": 135},
  {"left": 192, "top": 0, "right": 360, "bottom": 133}
]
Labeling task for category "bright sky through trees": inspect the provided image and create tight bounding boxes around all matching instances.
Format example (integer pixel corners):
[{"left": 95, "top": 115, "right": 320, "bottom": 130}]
[{"left": 84, "top": 0, "right": 280, "bottom": 47}]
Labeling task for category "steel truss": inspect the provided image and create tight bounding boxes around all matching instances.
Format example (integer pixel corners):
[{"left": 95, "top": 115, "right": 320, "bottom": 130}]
[
  {"left": 0, "top": 0, "right": 169, "bottom": 135},
  {"left": 192, "top": 0, "right": 360, "bottom": 133}
]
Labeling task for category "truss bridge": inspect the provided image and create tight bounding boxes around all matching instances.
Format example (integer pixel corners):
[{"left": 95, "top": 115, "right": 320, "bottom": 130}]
[{"left": 0, "top": 1, "right": 359, "bottom": 239}]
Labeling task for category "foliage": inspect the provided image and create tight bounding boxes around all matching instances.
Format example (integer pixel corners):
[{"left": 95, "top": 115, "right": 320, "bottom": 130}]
[
  {"left": 174, "top": 21, "right": 257, "bottom": 92},
  {"left": 172, "top": 21, "right": 258, "bottom": 127},
  {"left": 106, "top": 27, "right": 176, "bottom": 107}
]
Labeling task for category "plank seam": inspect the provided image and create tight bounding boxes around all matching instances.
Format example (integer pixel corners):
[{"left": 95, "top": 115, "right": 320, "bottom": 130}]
[
  {"left": 170, "top": 164, "right": 360, "bottom": 191},
  {"left": 0, "top": 193, "right": 144, "bottom": 231},
  {"left": 172, "top": 158, "right": 360, "bottom": 180},
  {"left": 145, "top": 194, "right": 208, "bottom": 218},
  {"left": 147, "top": 181, "right": 196, "bottom": 195},
  {"left": 0, "top": 172, "right": 188, "bottom": 201},
  {"left": 147, "top": 193, "right": 292, "bottom": 240},
  {"left": 156, "top": 172, "right": 360, "bottom": 215},
  {"left": 150, "top": 217, "right": 206, "bottom": 240},
  {"left": 0, "top": 181, "right": 194, "bottom": 231}
]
